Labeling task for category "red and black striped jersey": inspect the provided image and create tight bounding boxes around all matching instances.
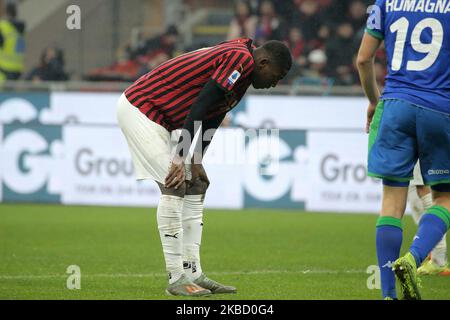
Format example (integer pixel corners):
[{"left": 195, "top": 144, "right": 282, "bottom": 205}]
[{"left": 124, "top": 38, "right": 255, "bottom": 131}]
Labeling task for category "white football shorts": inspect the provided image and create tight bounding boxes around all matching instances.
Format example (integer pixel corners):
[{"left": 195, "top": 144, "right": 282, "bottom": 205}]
[{"left": 116, "top": 93, "right": 191, "bottom": 184}]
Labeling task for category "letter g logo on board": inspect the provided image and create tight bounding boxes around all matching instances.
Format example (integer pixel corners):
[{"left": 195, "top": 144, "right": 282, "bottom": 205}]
[
  {"left": 1, "top": 125, "right": 63, "bottom": 202},
  {"left": 3, "top": 129, "right": 49, "bottom": 193},
  {"left": 0, "top": 94, "right": 62, "bottom": 202}
]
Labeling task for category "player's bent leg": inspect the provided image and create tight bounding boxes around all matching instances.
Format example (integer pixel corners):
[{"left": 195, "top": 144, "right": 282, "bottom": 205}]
[
  {"left": 415, "top": 187, "right": 449, "bottom": 275},
  {"left": 409, "top": 189, "right": 450, "bottom": 268},
  {"left": 156, "top": 182, "right": 185, "bottom": 283},
  {"left": 182, "top": 178, "right": 237, "bottom": 294},
  {"left": 408, "top": 185, "right": 430, "bottom": 268},
  {"left": 376, "top": 181, "right": 408, "bottom": 299},
  {"left": 182, "top": 178, "right": 207, "bottom": 282},
  {"left": 421, "top": 189, "right": 450, "bottom": 275},
  {"left": 117, "top": 95, "right": 210, "bottom": 296},
  {"left": 394, "top": 186, "right": 450, "bottom": 299},
  {"left": 413, "top": 106, "right": 450, "bottom": 277},
  {"left": 156, "top": 182, "right": 211, "bottom": 297},
  {"left": 408, "top": 162, "right": 447, "bottom": 273}
]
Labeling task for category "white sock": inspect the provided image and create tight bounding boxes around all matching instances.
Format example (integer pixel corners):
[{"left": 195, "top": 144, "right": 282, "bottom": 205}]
[
  {"left": 408, "top": 185, "right": 424, "bottom": 225},
  {"left": 157, "top": 195, "right": 185, "bottom": 284},
  {"left": 182, "top": 194, "right": 204, "bottom": 281},
  {"left": 420, "top": 193, "right": 433, "bottom": 211},
  {"left": 419, "top": 193, "right": 447, "bottom": 266},
  {"left": 431, "top": 234, "right": 448, "bottom": 267}
]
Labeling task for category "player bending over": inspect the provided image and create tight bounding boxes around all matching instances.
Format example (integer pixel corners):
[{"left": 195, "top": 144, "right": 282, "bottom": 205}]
[
  {"left": 117, "top": 38, "right": 291, "bottom": 296},
  {"left": 357, "top": 0, "right": 450, "bottom": 300}
]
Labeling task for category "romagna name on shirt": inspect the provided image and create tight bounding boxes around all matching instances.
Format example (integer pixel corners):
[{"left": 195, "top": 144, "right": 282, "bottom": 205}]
[{"left": 384, "top": 0, "right": 450, "bottom": 13}]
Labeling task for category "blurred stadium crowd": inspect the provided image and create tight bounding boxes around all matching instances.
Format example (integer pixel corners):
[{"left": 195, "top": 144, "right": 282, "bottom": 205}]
[
  {"left": 226, "top": 0, "right": 386, "bottom": 87},
  {"left": 0, "top": 0, "right": 387, "bottom": 87}
]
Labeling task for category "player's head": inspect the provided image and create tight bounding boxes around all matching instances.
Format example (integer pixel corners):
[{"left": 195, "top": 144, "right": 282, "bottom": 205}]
[{"left": 251, "top": 40, "right": 292, "bottom": 89}]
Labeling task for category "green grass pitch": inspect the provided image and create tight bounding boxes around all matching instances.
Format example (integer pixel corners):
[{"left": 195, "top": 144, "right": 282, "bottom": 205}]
[{"left": 1, "top": 204, "right": 449, "bottom": 300}]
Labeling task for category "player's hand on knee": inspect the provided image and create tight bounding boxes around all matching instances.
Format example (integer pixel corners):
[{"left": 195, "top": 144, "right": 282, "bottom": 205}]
[{"left": 165, "top": 156, "right": 185, "bottom": 189}]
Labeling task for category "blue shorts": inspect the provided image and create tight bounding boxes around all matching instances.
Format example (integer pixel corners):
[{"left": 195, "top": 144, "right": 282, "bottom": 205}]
[{"left": 368, "top": 99, "right": 450, "bottom": 189}]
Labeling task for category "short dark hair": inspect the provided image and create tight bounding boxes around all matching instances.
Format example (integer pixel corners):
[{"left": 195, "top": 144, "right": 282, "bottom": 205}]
[
  {"left": 166, "top": 25, "right": 179, "bottom": 36},
  {"left": 261, "top": 40, "right": 292, "bottom": 71}
]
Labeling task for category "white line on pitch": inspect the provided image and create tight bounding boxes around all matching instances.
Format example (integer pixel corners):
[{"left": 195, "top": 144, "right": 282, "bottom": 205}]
[{"left": 0, "top": 269, "right": 365, "bottom": 280}]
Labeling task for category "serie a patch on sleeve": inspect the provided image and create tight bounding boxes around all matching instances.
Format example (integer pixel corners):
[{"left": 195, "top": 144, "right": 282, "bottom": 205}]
[{"left": 227, "top": 70, "right": 241, "bottom": 85}]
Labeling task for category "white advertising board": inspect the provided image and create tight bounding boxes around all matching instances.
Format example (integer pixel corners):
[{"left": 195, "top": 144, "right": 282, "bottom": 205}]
[
  {"left": 0, "top": 92, "right": 385, "bottom": 213},
  {"left": 235, "top": 96, "right": 367, "bottom": 129},
  {"left": 61, "top": 126, "right": 244, "bottom": 209},
  {"left": 62, "top": 126, "right": 161, "bottom": 206},
  {"left": 299, "top": 131, "right": 382, "bottom": 213},
  {"left": 43, "top": 92, "right": 122, "bottom": 125}
]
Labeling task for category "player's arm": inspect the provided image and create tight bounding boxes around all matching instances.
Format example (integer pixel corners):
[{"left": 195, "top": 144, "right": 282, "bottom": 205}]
[
  {"left": 191, "top": 113, "right": 226, "bottom": 163},
  {"left": 357, "top": 33, "right": 382, "bottom": 105},
  {"left": 175, "top": 79, "right": 226, "bottom": 161},
  {"left": 165, "top": 79, "right": 225, "bottom": 188},
  {"left": 356, "top": 32, "right": 383, "bottom": 133},
  {"left": 187, "top": 113, "right": 226, "bottom": 186}
]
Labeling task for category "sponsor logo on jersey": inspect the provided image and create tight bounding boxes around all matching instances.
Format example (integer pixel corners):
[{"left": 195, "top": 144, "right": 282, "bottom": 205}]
[
  {"left": 227, "top": 70, "right": 241, "bottom": 85},
  {"left": 428, "top": 169, "right": 450, "bottom": 175}
]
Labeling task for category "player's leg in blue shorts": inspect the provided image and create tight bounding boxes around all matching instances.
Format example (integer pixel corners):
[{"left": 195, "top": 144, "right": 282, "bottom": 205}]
[
  {"left": 368, "top": 99, "right": 450, "bottom": 299},
  {"left": 412, "top": 108, "right": 450, "bottom": 276},
  {"left": 398, "top": 105, "right": 450, "bottom": 294},
  {"left": 367, "top": 99, "right": 416, "bottom": 299}
]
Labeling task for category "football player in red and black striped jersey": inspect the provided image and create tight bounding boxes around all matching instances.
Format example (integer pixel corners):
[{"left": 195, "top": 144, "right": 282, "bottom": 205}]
[{"left": 117, "top": 38, "right": 291, "bottom": 296}]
